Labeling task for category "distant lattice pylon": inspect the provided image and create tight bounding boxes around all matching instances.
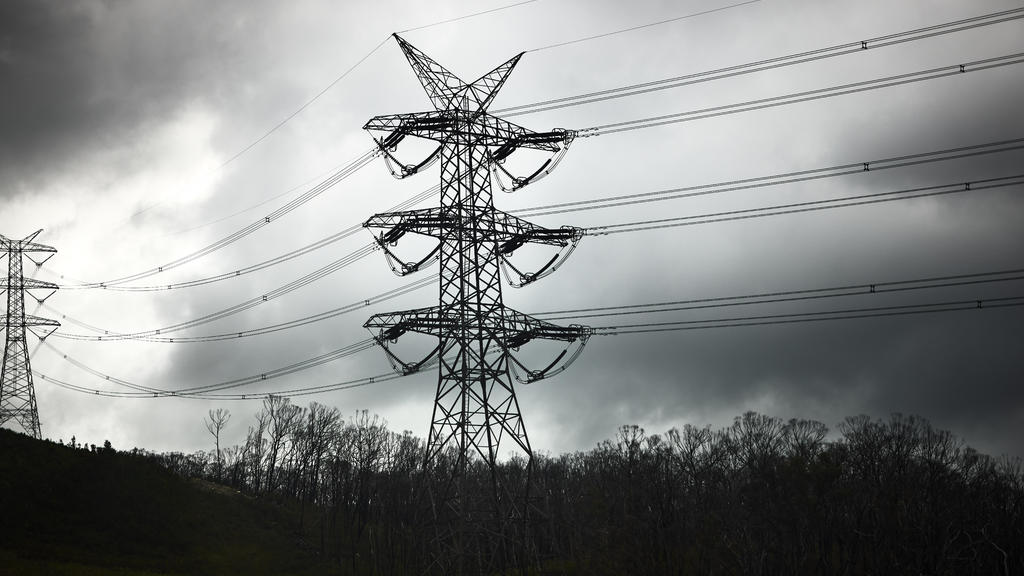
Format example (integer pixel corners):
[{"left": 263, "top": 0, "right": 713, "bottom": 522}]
[
  {"left": 361, "top": 35, "right": 591, "bottom": 573},
  {"left": 1, "top": 231, "right": 60, "bottom": 439}
]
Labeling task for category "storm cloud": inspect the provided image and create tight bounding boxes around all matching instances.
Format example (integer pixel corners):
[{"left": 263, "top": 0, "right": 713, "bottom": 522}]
[{"left": 1, "top": 0, "right": 1022, "bottom": 460}]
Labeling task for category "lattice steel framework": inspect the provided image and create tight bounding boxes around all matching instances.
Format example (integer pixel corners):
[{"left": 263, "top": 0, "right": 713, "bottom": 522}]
[
  {"left": 362, "top": 35, "right": 591, "bottom": 572},
  {"left": 1, "top": 231, "right": 59, "bottom": 439}
]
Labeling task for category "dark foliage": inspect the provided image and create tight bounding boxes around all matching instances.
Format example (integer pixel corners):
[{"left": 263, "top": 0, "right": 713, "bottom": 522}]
[
  {"left": 3, "top": 406, "right": 1020, "bottom": 575},
  {"left": 154, "top": 401, "right": 1024, "bottom": 575},
  {"left": 0, "top": 427, "right": 341, "bottom": 576}
]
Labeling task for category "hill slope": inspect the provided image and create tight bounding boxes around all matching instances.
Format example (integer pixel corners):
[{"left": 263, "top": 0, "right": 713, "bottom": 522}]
[{"left": 0, "top": 428, "right": 339, "bottom": 576}]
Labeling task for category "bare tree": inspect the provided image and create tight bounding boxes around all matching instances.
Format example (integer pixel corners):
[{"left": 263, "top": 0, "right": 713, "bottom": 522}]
[
  {"left": 264, "top": 395, "right": 301, "bottom": 497},
  {"left": 162, "top": 404, "right": 1024, "bottom": 575},
  {"left": 205, "top": 408, "right": 231, "bottom": 482}
]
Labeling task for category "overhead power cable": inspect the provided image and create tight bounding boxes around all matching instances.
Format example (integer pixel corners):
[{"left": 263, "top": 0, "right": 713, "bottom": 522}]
[
  {"left": 514, "top": 139, "right": 1024, "bottom": 218},
  {"left": 74, "top": 6, "right": 1019, "bottom": 275},
  {"left": 592, "top": 295, "right": 1024, "bottom": 335},
  {"left": 150, "top": 7, "right": 1023, "bottom": 254},
  {"left": 40, "top": 337, "right": 376, "bottom": 397},
  {"left": 535, "top": 268, "right": 1024, "bottom": 320},
  {"left": 58, "top": 149, "right": 377, "bottom": 289},
  {"left": 58, "top": 134, "right": 1020, "bottom": 293},
  {"left": 64, "top": 228, "right": 360, "bottom": 292},
  {"left": 58, "top": 184, "right": 440, "bottom": 292},
  {"left": 49, "top": 262, "right": 1024, "bottom": 346},
  {"left": 56, "top": 8, "right": 1019, "bottom": 291},
  {"left": 37, "top": 337, "right": 450, "bottom": 400},
  {"left": 47, "top": 274, "right": 437, "bottom": 343},
  {"left": 213, "top": 4, "right": 1022, "bottom": 176},
  {"left": 37, "top": 291, "right": 1024, "bottom": 400},
  {"left": 217, "top": 43, "right": 390, "bottom": 171},
  {"left": 51, "top": 243, "right": 377, "bottom": 341},
  {"left": 37, "top": 369, "right": 407, "bottom": 400},
  {"left": 217, "top": 0, "right": 546, "bottom": 170},
  {"left": 399, "top": 0, "right": 543, "bottom": 33},
  {"left": 499, "top": 7, "right": 1024, "bottom": 116},
  {"left": 45, "top": 141, "right": 1022, "bottom": 342},
  {"left": 577, "top": 51, "right": 1024, "bottom": 136},
  {"left": 151, "top": 6, "right": 1021, "bottom": 251},
  {"left": 585, "top": 174, "right": 1024, "bottom": 236},
  {"left": 526, "top": 0, "right": 761, "bottom": 53},
  {"left": 165, "top": 157, "right": 395, "bottom": 238}
]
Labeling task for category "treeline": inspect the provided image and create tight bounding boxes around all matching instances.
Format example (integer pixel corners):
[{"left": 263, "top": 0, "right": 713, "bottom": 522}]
[
  {"left": 145, "top": 400, "right": 1023, "bottom": 575},
  {"left": 149, "top": 400, "right": 423, "bottom": 573}
]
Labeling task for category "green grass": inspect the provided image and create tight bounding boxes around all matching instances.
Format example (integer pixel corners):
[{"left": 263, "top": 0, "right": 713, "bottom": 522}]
[{"left": 0, "top": 429, "right": 342, "bottom": 576}]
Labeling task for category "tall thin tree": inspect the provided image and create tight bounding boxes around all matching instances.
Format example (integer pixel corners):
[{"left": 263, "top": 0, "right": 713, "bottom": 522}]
[{"left": 205, "top": 408, "right": 231, "bottom": 482}]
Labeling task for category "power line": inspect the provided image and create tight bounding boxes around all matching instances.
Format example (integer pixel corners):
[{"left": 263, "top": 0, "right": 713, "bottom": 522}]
[
  {"left": 217, "top": 39, "right": 392, "bottom": 171},
  {"left": 53, "top": 9, "right": 1021, "bottom": 291},
  {"left": 592, "top": 295, "right": 1024, "bottom": 335},
  {"left": 216, "top": 0, "right": 549, "bottom": 170},
  {"left": 578, "top": 51, "right": 1024, "bottom": 136},
  {"left": 399, "top": 0, "right": 543, "bottom": 33},
  {"left": 47, "top": 274, "right": 436, "bottom": 343},
  {"left": 38, "top": 290, "right": 1024, "bottom": 399},
  {"left": 180, "top": 6, "right": 1022, "bottom": 246},
  {"left": 526, "top": 0, "right": 761, "bottom": 53},
  {"left": 60, "top": 228, "right": 361, "bottom": 292},
  {"left": 58, "top": 149, "right": 377, "bottom": 289},
  {"left": 162, "top": 156, "right": 384, "bottom": 239},
  {"left": 57, "top": 184, "right": 440, "bottom": 292},
  {"left": 38, "top": 336, "right": 456, "bottom": 400},
  {"left": 36, "top": 362, "right": 401, "bottom": 401},
  {"left": 51, "top": 244, "right": 377, "bottom": 341},
  {"left": 39, "top": 337, "right": 377, "bottom": 397},
  {"left": 83, "top": 5, "right": 1019, "bottom": 280},
  {"left": 48, "top": 146, "right": 1023, "bottom": 341},
  {"left": 498, "top": 7, "right": 1024, "bottom": 116},
  {"left": 514, "top": 139, "right": 1024, "bottom": 218},
  {"left": 535, "top": 268, "right": 1024, "bottom": 320},
  {"left": 34, "top": 28, "right": 1024, "bottom": 407},
  {"left": 151, "top": 6, "right": 1022, "bottom": 262},
  {"left": 51, "top": 134, "right": 1023, "bottom": 293},
  {"left": 104, "top": 137, "right": 1024, "bottom": 296},
  {"left": 585, "top": 175, "right": 1024, "bottom": 236}
]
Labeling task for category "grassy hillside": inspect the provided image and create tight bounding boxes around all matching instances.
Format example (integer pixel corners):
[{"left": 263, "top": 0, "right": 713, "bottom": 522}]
[{"left": 0, "top": 428, "right": 341, "bottom": 576}]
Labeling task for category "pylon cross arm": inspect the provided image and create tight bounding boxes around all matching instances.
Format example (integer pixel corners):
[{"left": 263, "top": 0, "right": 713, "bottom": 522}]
[
  {"left": 1, "top": 278, "right": 59, "bottom": 291},
  {"left": 18, "top": 242, "right": 57, "bottom": 253},
  {"left": 23, "top": 315, "right": 60, "bottom": 329},
  {"left": 365, "top": 206, "right": 580, "bottom": 249},
  {"left": 501, "top": 308, "right": 593, "bottom": 345},
  {"left": 365, "top": 111, "right": 559, "bottom": 151},
  {"left": 491, "top": 211, "right": 582, "bottom": 250},
  {"left": 364, "top": 207, "right": 447, "bottom": 239},
  {"left": 364, "top": 305, "right": 590, "bottom": 346}
]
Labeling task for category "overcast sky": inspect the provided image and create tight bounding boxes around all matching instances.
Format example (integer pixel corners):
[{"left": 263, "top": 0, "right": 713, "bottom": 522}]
[{"left": 2, "top": 0, "right": 1022, "bottom": 460}]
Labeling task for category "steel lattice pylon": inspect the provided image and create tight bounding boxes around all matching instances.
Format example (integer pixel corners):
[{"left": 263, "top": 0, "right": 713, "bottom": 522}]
[
  {"left": 362, "top": 35, "right": 591, "bottom": 572},
  {"left": 1, "top": 231, "right": 59, "bottom": 439}
]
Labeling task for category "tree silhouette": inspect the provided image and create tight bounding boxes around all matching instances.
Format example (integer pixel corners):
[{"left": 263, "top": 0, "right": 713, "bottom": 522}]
[
  {"left": 146, "top": 405, "right": 1024, "bottom": 575},
  {"left": 204, "top": 408, "right": 230, "bottom": 482}
]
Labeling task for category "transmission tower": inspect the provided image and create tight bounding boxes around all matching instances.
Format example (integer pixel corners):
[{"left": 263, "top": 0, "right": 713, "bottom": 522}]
[
  {"left": 1, "top": 231, "right": 59, "bottom": 439},
  {"left": 362, "top": 35, "right": 591, "bottom": 571}
]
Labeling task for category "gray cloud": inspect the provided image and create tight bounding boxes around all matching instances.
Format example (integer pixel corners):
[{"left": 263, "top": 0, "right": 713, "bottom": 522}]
[
  {"left": 3, "top": 0, "right": 1023, "bottom": 462},
  {"left": 0, "top": 1, "right": 249, "bottom": 195}
]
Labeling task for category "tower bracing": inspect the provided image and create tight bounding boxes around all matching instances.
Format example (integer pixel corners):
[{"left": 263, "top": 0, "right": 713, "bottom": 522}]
[
  {"left": 362, "top": 35, "right": 591, "bottom": 572},
  {"left": 1, "top": 231, "right": 60, "bottom": 439}
]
